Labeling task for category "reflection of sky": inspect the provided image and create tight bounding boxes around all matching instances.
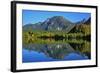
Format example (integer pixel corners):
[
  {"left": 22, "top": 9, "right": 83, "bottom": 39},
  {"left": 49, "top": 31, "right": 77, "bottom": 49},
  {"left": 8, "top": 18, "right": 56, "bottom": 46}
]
[
  {"left": 22, "top": 49, "right": 88, "bottom": 63},
  {"left": 22, "top": 49, "right": 54, "bottom": 62},
  {"left": 64, "top": 53, "right": 88, "bottom": 60},
  {"left": 22, "top": 10, "right": 91, "bottom": 26}
]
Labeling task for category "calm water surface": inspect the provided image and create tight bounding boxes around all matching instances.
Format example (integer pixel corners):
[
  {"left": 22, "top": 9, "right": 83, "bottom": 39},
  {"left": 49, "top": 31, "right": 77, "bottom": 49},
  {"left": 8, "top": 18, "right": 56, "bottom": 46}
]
[{"left": 22, "top": 42, "right": 90, "bottom": 63}]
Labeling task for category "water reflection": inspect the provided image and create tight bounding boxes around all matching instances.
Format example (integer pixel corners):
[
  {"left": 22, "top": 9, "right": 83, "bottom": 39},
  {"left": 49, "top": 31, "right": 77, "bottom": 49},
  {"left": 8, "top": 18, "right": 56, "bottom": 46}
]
[{"left": 23, "top": 38, "right": 91, "bottom": 63}]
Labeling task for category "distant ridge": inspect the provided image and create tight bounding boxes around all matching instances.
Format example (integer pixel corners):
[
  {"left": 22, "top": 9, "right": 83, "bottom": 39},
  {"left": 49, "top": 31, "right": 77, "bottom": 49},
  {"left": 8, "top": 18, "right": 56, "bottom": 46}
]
[{"left": 23, "top": 16, "right": 90, "bottom": 33}]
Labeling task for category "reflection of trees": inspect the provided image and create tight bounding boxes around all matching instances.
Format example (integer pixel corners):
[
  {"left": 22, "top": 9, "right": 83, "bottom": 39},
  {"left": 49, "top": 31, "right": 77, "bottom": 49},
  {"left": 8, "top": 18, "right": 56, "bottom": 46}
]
[
  {"left": 23, "top": 40, "right": 91, "bottom": 60},
  {"left": 70, "top": 41, "right": 91, "bottom": 59}
]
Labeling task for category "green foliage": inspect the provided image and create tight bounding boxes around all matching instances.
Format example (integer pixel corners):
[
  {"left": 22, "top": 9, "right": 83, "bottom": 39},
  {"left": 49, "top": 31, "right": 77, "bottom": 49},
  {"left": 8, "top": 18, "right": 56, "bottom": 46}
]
[{"left": 70, "top": 24, "right": 91, "bottom": 35}]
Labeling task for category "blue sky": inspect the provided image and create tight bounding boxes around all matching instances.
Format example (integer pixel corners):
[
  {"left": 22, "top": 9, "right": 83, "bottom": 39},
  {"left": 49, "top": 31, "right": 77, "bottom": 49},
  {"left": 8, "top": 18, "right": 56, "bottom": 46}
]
[{"left": 22, "top": 10, "right": 91, "bottom": 26}]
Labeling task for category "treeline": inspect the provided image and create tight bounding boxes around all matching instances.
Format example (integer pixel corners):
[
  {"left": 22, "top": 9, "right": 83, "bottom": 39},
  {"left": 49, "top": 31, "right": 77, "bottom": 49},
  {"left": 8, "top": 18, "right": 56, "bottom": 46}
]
[
  {"left": 23, "top": 23, "right": 91, "bottom": 44},
  {"left": 23, "top": 30, "right": 87, "bottom": 40},
  {"left": 70, "top": 24, "right": 91, "bottom": 36}
]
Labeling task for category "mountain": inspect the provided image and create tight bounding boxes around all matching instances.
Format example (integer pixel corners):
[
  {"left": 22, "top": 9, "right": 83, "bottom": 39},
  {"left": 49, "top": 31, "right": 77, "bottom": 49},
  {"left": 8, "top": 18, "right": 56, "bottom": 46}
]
[
  {"left": 75, "top": 18, "right": 86, "bottom": 25},
  {"left": 23, "top": 16, "right": 75, "bottom": 32},
  {"left": 84, "top": 17, "right": 91, "bottom": 24},
  {"left": 23, "top": 16, "right": 91, "bottom": 33},
  {"left": 23, "top": 22, "right": 43, "bottom": 31},
  {"left": 69, "top": 17, "right": 91, "bottom": 33},
  {"left": 41, "top": 16, "right": 73, "bottom": 31}
]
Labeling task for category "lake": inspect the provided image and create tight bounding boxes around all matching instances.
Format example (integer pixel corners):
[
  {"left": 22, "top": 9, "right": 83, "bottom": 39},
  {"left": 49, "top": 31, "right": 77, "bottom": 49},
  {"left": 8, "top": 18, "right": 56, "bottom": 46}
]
[{"left": 22, "top": 39, "right": 90, "bottom": 63}]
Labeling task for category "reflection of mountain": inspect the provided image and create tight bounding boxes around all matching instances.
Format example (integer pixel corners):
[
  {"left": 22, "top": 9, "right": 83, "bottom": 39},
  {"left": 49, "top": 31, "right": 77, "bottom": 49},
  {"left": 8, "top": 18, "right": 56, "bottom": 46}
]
[
  {"left": 23, "top": 16, "right": 91, "bottom": 33},
  {"left": 23, "top": 42, "right": 90, "bottom": 60},
  {"left": 70, "top": 42, "right": 91, "bottom": 59},
  {"left": 23, "top": 43, "right": 75, "bottom": 59}
]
